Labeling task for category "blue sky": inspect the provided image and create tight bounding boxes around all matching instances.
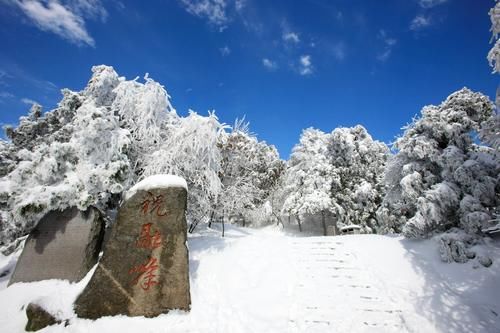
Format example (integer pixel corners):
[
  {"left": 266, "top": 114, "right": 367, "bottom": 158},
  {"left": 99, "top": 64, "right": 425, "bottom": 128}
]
[{"left": 0, "top": 0, "right": 498, "bottom": 157}]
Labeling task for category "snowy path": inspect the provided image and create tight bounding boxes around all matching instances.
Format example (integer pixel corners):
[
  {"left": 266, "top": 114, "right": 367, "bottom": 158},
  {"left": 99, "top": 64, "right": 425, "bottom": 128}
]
[
  {"left": 288, "top": 238, "right": 408, "bottom": 332},
  {"left": 189, "top": 228, "right": 436, "bottom": 333},
  {"left": 1, "top": 225, "right": 499, "bottom": 333}
]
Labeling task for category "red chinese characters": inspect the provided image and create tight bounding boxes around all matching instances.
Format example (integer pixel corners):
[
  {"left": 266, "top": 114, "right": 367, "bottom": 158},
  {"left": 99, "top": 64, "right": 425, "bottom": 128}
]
[
  {"left": 129, "top": 192, "right": 169, "bottom": 291},
  {"left": 141, "top": 192, "right": 169, "bottom": 217},
  {"left": 129, "top": 257, "right": 159, "bottom": 291},
  {"left": 136, "top": 223, "right": 162, "bottom": 249}
]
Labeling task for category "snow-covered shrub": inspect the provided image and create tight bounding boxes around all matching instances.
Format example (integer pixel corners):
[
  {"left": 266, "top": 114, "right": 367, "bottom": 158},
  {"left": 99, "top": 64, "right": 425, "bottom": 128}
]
[{"left": 438, "top": 229, "right": 476, "bottom": 263}]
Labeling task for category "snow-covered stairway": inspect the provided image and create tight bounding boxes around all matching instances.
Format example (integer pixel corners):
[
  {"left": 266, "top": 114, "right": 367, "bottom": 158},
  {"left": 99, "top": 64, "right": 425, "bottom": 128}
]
[{"left": 288, "top": 237, "right": 408, "bottom": 333}]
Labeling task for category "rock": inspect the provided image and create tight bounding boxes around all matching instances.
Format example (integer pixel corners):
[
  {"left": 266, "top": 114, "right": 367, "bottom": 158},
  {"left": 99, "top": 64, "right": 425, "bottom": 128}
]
[
  {"left": 438, "top": 232, "right": 475, "bottom": 264},
  {"left": 8, "top": 207, "right": 105, "bottom": 286},
  {"left": 465, "top": 250, "right": 476, "bottom": 259},
  {"left": 74, "top": 175, "right": 191, "bottom": 319},
  {"left": 478, "top": 255, "right": 493, "bottom": 267},
  {"left": 25, "top": 303, "right": 60, "bottom": 331}
]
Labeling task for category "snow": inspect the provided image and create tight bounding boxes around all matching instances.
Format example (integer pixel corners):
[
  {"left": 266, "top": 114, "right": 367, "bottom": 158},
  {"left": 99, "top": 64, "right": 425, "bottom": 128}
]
[
  {"left": 340, "top": 224, "right": 362, "bottom": 231},
  {"left": 125, "top": 174, "right": 188, "bottom": 200},
  {"left": 1, "top": 225, "right": 499, "bottom": 332}
]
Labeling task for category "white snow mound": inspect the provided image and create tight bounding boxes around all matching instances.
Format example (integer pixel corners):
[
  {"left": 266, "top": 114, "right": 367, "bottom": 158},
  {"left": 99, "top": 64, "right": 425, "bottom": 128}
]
[{"left": 125, "top": 174, "right": 187, "bottom": 200}]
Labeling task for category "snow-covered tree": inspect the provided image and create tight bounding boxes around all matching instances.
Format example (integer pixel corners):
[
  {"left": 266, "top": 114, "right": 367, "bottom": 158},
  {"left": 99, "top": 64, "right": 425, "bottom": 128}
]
[
  {"left": 0, "top": 64, "right": 288, "bottom": 245},
  {"left": 0, "top": 140, "right": 17, "bottom": 178},
  {"left": 0, "top": 65, "right": 178, "bottom": 248},
  {"left": 282, "top": 128, "right": 333, "bottom": 234},
  {"left": 142, "top": 111, "right": 226, "bottom": 228},
  {"left": 0, "top": 81, "right": 130, "bottom": 246},
  {"left": 488, "top": 0, "right": 500, "bottom": 74},
  {"left": 484, "top": 1, "right": 500, "bottom": 151},
  {"left": 281, "top": 126, "right": 388, "bottom": 235},
  {"left": 110, "top": 69, "right": 179, "bottom": 184},
  {"left": 267, "top": 173, "right": 288, "bottom": 227},
  {"left": 327, "top": 125, "right": 389, "bottom": 233},
  {"left": 217, "top": 120, "right": 283, "bottom": 227},
  {"left": 377, "top": 88, "right": 498, "bottom": 238}
]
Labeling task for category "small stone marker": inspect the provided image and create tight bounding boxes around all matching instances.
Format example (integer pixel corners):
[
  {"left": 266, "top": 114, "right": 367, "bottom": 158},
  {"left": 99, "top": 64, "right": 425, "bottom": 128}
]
[
  {"left": 8, "top": 207, "right": 105, "bottom": 286},
  {"left": 74, "top": 175, "right": 191, "bottom": 319}
]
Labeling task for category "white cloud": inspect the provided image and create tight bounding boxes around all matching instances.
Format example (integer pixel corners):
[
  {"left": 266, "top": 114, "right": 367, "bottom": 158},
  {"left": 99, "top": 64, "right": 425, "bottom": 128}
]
[
  {"left": 0, "top": 70, "right": 12, "bottom": 87},
  {"left": 262, "top": 58, "right": 277, "bottom": 71},
  {"left": 0, "top": 91, "right": 14, "bottom": 98},
  {"left": 219, "top": 46, "right": 231, "bottom": 56},
  {"left": 410, "top": 15, "right": 431, "bottom": 30},
  {"left": 13, "top": 0, "right": 107, "bottom": 47},
  {"left": 180, "top": 0, "right": 229, "bottom": 28},
  {"left": 21, "top": 97, "right": 39, "bottom": 105},
  {"left": 377, "top": 29, "right": 397, "bottom": 62},
  {"left": 299, "top": 55, "right": 313, "bottom": 75},
  {"left": 69, "top": 0, "right": 107, "bottom": 21},
  {"left": 235, "top": 0, "right": 245, "bottom": 12},
  {"left": 283, "top": 32, "right": 300, "bottom": 44},
  {"left": 0, "top": 65, "right": 58, "bottom": 92},
  {"left": 332, "top": 42, "right": 346, "bottom": 61},
  {"left": 0, "top": 91, "right": 14, "bottom": 103},
  {"left": 336, "top": 11, "right": 343, "bottom": 22},
  {"left": 418, "top": 0, "right": 447, "bottom": 8},
  {"left": 377, "top": 49, "right": 392, "bottom": 62}
]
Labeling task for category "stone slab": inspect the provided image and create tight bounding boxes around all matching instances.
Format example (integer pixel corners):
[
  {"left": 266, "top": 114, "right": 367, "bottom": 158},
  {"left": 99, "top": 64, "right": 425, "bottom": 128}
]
[{"left": 8, "top": 206, "right": 105, "bottom": 286}]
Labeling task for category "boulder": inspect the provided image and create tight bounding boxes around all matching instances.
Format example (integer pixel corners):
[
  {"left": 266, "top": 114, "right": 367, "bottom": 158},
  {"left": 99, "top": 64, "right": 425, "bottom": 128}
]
[
  {"left": 25, "top": 303, "right": 60, "bottom": 331},
  {"left": 478, "top": 255, "right": 493, "bottom": 267}
]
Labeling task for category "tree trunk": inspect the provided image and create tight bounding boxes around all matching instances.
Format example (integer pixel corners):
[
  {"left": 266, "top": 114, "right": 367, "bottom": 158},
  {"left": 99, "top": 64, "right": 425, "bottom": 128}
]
[
  {"left": 276, "top": 216, "right": 284, "bottom": 228},
  {"left": 271, "top": 211, "right": 282, "bottom": 228},
  {"left": 297, "top": 216, "right": 302, "bottom": 232},
  {"left": 208, "top": 210, "right": 215, "bottom": 228},
  {"left": 288, "top": 215, "right": 291, "bottom": 224},
  {"left": 188, "top": 221, "right": 196, "bottom": 233},
  {"left": 188, "top": 212, "right": 206, "bottom": 233},
  {"left": 221, "top": 210, "right": 225, "bottom": 238},
  {"left": 321, "top": 210, "right": 327, "bottom": 236}
]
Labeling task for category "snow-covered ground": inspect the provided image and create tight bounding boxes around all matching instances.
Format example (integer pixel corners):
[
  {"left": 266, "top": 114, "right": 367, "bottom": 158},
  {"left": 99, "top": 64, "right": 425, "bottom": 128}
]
[{"left": 0, "top": 225, "right": 499, "bottom": 332}]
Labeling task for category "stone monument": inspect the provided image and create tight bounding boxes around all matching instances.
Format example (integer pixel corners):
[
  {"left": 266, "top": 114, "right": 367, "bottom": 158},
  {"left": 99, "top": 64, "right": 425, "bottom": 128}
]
[
  {"left": 74, "top": 175, "right": 191, "bottom": 318},
  {"left": 8, "top": 206, "right": 105, "bottom": 286}
]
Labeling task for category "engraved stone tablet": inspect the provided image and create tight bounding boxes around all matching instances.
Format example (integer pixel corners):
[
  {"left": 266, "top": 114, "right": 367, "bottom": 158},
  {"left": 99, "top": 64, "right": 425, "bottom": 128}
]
[{"left": 74, "top": 175, "right": 190, "bottom": 318}]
